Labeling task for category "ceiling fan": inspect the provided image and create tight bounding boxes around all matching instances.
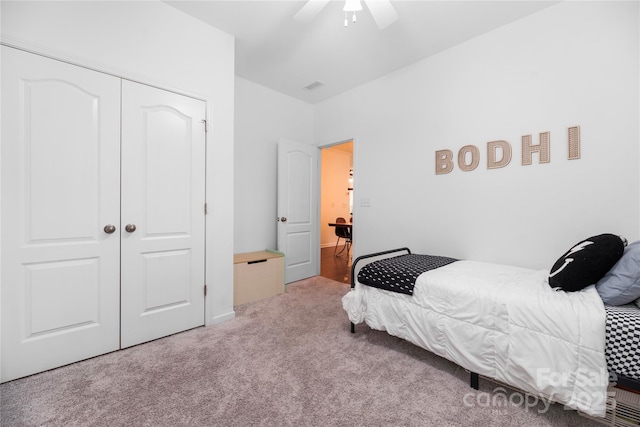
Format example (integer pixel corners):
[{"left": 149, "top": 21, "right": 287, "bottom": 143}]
[{"left": 294, "top": 0, "right": 399, "bottom": 29}]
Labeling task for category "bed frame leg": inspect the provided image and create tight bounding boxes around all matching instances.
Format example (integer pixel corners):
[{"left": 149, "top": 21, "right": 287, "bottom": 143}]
[
  {"left": 470, "top": 372, "right": 479, "bottom": 390},
  {"left": 350, "top": 322, "right": 355, "bottom": 333}
]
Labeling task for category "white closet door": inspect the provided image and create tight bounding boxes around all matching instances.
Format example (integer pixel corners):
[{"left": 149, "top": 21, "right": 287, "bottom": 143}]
[
  {"left": 120, "top": 80, "right": 206, "bottom": 348},
  {"left": 1, "top": 47, "right": 121, "bottom": 382}
]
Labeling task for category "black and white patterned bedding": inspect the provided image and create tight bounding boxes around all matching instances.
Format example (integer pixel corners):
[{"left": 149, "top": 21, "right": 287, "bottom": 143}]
[
  {"left": 605, "top": 304, "right": 640, "bottom": 381},
  {"left": 356, "top": 254, "right": 457, "bottom": 295}
]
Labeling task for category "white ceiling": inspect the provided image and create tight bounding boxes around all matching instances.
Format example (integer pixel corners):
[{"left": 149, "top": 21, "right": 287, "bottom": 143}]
[{"left": 166, "top": 1, "right": 558, "bottom": 104}]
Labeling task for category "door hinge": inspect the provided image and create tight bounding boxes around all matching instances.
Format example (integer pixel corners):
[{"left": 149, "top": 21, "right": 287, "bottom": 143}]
[
  {"left": 204, "top": 284, "right": 207, "bottom": 296},
  {"left": 204, "top": 203, "right": 208, "bottom": 215},
  {"left": 201, "top": 119, "right": 208, "bottom": 133}
]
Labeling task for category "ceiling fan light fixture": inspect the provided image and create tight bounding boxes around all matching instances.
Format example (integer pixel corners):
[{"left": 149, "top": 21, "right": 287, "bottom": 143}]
[
  {"left": 343, "top": 0, "right": 362, "bottom": 12},
  {"left": 344, "top": 11, "right": 357, "bottom": 27},
  {"left": 343, "top": 0, "right": 362, "bottom": 27},
  {"left": 296, "top": 0, "right": 398, "bottom": 30}
]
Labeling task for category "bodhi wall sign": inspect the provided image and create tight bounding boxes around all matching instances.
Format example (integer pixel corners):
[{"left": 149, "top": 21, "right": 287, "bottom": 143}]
[{"left": 435, "top": 126, "right": 581, "bottom": 174}]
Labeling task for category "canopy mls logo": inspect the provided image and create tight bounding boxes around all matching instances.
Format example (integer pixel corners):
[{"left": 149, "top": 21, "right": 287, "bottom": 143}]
[{"left": 435, "top": 126, "right": 581, "bottom": 175}]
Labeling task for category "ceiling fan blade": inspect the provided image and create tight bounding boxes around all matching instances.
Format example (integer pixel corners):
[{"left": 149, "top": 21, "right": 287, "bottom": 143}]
[
  {"left": 294, "top": 0, "right": 331, "bottom": 23},
  {"left": 363, "top": 0, "right": 398, "bottom": 29}
]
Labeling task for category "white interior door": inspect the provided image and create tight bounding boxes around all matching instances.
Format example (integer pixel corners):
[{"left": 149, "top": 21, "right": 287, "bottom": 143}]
[
  {"left": 1, "top": 47, "right": 121, "bottom": 382},
  {"left": 120, "top": 80, "right": 206, "bottom": 348},
  {"left": 277, "top": 139, "right": 320, "bottom": 283}
]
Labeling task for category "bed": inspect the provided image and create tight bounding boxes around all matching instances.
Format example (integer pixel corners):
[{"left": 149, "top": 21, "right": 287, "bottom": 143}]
[{"left": 342, "top": 243, "right": 640, "bottom": 421}]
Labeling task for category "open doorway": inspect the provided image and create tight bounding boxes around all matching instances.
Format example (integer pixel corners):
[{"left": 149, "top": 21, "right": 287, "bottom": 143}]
[{"left": 319, "top": 140, "right": 353, "bottom": 283}]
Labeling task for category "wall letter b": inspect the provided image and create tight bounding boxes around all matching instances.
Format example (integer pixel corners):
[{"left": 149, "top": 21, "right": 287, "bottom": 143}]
[{"left": 435, "top": 150, "right": 454, "bottom": 175}]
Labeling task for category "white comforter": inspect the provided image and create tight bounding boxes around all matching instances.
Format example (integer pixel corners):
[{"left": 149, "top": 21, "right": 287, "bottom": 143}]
[{"left": 342, "top": 260, "right": 608, "bottom": 417}]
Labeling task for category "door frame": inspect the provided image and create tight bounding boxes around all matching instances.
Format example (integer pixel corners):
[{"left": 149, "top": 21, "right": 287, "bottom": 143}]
[
  {"left": 1, "top": 45, "right": 214, "bottom": 381},
  {"left": 0, "top": 41, "right": 235, "bottom": 326},
  {"left": 275, "top": 137, "right": 357, "bottom": 283},
  {"left": 0, "top": 40, "right": 224, "bottom": 335},
  {"left": 317, "top": 138, "right": 357, "bottom": 258}
]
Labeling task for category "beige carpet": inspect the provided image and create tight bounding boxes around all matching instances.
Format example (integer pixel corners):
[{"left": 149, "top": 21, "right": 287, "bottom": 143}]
[{"left": 1, "top": 276, "right": 603, "bottom": 426}]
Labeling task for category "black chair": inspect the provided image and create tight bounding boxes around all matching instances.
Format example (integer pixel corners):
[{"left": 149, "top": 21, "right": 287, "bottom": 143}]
[{"left": 334, "top": 217, "right": 352, "bottom": 257}]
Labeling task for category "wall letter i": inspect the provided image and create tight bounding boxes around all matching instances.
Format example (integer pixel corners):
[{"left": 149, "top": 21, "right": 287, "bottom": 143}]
[{"left": 568, "top": 126, "right": 580, "bottom": 160}]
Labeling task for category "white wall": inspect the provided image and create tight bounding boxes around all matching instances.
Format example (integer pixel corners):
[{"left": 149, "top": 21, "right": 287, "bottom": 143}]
[
  {"left": 1, "top": 1, "right": 236, "bottom": 325},
  {"left": 314, "top": 1, "right": 640, "bottom": 269},
  {"left": 234, "top": 77, "right": 314, "bottom": 253}
]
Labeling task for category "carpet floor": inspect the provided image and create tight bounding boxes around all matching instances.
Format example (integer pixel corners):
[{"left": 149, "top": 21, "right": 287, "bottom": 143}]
[{"left": 1, "top": 276, "right": 603, "bottom": 426}]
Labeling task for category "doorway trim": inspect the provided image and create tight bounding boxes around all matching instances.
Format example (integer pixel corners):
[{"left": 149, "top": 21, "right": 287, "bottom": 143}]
[
  {"left": 317, "top": 138, "right": 357, "bottom": 258},
  {"left": 0, "top": 39, "right": 232, "bottom": 329}
]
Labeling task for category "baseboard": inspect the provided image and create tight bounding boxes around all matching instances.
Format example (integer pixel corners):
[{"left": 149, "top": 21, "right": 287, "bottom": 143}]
[
  {"left": 321, "top": 242, "right": 342, "bottom": 249},
  {"left": 206, "top": 310, "right": 235, "bottom": 326}
]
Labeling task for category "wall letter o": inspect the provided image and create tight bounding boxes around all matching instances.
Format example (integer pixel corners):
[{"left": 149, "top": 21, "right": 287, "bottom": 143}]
[{"left": 458, "top": 145, "right": 479, "bottom": 172}]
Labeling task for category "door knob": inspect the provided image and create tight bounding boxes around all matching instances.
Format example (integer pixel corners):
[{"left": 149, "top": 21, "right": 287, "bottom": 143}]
[
  {"left": 125, "top": 224, "right": 137, "bottom": 233},
  {"left": 103, "top": 224, "right": 116, "bottom": 234},
  {"left": 280, "top": 217, "right": 287, "bottom": 222}
]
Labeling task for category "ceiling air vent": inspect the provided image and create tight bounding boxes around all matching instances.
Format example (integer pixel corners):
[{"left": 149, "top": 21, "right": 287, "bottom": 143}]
[{"left": 304, "top": 81, "right": 324, "bottom": 91}]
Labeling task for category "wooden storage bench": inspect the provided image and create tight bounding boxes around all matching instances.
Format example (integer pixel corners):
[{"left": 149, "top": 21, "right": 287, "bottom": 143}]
[{"left": 233, "top": 250, "right": 285, "bottom": 306}]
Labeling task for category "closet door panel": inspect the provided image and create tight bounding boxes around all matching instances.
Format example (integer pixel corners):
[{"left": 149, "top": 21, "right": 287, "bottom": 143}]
[
  {"left": 1, "top": 47, "right": 121, "bottom": 382},
  {"left": 120, "top": 80, "right": 206, "bottom": 348}
]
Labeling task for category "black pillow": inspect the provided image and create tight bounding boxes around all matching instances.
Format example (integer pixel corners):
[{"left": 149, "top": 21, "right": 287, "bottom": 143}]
[{"left": 549, "top": 234, "right": 625, "bottom": 292}]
